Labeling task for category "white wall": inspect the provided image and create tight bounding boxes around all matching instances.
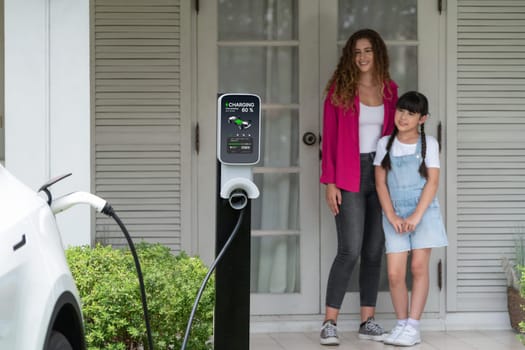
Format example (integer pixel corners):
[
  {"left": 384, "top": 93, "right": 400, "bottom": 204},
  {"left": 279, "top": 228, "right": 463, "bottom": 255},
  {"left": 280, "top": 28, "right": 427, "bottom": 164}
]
[{"left": 5, "top": 0, "right": 91, "bottom": 247}]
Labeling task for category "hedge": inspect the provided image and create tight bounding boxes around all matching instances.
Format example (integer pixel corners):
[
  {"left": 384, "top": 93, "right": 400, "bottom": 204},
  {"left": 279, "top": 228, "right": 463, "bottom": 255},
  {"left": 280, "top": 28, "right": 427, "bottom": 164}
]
[{"left": 66, "top": 243, "right": 214, "bottom": 350}]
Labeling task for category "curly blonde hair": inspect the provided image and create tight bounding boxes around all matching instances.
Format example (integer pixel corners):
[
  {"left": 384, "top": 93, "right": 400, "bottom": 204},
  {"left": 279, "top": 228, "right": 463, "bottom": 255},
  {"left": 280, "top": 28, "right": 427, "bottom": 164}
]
[{"left": 325, "top": 28, "right": 391, "bottom": 109}]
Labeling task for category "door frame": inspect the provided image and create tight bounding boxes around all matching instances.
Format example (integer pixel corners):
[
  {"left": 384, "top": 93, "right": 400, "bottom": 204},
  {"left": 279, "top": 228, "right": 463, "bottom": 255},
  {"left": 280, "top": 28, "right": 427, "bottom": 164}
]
[{"left": 196, "top": 0, "right": 219, "bottom": 267}]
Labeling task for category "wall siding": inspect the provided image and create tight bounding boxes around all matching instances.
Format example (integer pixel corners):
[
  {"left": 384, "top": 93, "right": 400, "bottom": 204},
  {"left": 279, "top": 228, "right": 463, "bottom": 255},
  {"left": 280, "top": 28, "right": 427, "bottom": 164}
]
[
  {"left": 456, "top": 0, "right": 525, "bottom": 310},
  {"left": 93, "top": 0, "right": 182, "bottom": 251}
]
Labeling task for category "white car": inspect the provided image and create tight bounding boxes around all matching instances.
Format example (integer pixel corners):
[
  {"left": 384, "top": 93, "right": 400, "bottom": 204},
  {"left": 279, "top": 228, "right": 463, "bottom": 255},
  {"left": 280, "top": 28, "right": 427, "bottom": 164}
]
[{"left": 0, "top": 165, "right": 85, "bottom": 350}]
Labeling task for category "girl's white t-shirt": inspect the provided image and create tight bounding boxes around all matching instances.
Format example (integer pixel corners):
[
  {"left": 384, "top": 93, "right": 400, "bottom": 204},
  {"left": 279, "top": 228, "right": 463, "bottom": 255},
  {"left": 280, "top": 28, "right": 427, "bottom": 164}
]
[{"left": 373, "top": 135, "right": 440, "bottom": 168}]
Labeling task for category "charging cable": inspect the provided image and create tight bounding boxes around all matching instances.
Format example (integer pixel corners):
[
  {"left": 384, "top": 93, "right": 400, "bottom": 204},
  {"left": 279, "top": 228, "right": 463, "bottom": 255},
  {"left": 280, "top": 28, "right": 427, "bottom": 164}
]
[
  {"left": 102, "top": 205, "right": 155, "bottom": 350},
  {"left": 180, "top": 207, "right": 245, "bottom": 350},
  {"left": 50, "top": 192, "right": 155, "bottom": 350}
]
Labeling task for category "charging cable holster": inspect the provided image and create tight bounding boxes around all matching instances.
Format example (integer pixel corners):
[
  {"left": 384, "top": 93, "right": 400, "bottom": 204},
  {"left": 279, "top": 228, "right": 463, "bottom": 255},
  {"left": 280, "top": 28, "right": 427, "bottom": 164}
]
[{"left": 219, "top": 165, "right": 259, "bottom": 210}]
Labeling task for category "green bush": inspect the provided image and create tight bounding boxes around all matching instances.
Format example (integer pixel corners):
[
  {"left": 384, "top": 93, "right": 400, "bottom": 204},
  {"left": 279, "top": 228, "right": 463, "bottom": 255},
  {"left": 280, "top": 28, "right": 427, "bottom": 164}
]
[{"left": 66, "top": 243, "right": 214, "bottom": 350}]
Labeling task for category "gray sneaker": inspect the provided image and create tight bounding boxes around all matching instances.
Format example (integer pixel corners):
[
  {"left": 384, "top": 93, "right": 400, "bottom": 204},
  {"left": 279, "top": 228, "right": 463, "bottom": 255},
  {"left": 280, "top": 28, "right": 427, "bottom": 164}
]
[
  {"left": 358, "top": 317, "right": 385, "bottom": 342},
  {"left": 320, "top": 320, "right": 339, "bottom": 345}
]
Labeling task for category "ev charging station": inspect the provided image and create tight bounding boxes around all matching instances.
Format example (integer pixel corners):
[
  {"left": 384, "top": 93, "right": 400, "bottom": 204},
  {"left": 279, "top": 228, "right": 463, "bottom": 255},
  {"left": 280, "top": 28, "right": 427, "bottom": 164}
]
[{"left": 215, "top": 93, "right": 260, "bottom": 350}]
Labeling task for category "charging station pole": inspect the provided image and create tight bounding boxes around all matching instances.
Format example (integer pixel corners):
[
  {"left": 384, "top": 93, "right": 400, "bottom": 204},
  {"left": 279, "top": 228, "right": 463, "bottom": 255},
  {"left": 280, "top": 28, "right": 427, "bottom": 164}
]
[
  {"left": 215, "top": 93, "right": 260, "bottom": 350},
  {"left": 214, "top": 168, "right": 251, "bottom": 349}
]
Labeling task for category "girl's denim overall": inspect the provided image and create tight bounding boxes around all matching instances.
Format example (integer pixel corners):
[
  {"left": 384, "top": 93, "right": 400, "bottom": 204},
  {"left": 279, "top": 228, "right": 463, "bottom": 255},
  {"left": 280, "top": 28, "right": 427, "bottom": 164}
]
[{"left": 383, "top": 138, "right": 448, "bottom": 253}]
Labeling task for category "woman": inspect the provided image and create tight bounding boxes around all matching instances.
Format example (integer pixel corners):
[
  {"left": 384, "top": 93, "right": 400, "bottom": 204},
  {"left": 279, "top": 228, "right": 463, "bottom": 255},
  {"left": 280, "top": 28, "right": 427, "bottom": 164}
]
[{"left": 320, "top": 28, "right": 398, "bottom": 346}]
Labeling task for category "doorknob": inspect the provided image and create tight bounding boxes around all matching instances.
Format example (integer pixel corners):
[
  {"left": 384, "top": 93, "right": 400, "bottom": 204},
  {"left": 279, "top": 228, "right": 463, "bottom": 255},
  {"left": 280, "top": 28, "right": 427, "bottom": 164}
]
[{"left": 302, "top": 132, "right": 317, "bottom": 146}]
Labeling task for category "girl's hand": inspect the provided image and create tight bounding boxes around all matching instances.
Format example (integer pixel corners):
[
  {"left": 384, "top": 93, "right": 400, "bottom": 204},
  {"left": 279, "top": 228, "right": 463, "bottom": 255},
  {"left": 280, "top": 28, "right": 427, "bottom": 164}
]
[
  {"left": 404, "top": 213, "right": 423, "bottom": 232},
  {"left": 388, "top": 214, "right": 406, "bottom": 234},
  {"left": 325, "top": 184, "right": 342, "bottom": 215}
]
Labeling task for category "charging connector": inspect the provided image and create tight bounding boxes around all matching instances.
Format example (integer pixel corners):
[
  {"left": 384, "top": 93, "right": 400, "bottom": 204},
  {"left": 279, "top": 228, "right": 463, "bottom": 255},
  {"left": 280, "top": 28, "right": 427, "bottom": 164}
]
[{"left": 50, "top": 191, "right": 108, "bottom": 215}]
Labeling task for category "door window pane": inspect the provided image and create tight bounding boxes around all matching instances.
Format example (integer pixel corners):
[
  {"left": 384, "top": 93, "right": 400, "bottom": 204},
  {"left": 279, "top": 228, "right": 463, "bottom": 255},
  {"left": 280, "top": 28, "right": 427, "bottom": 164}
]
[
  {"left": 251, "top": 235, "right": 300, "bottom": 293},
  {"left": 252, "top": 173, "right": 299, "bottom": 230},
  {"left": 338, "top": 0, "right": 417, "bottom": 41},
  {"left": 219, "top": 46, "right": 298, "bottom": 104},
  {"left": 219, "top": 0, "right": 298, "bottom": 41},
  {"left": 389, "top": 46, "right": 418, "bottom": 94},
  {"left": 260, "top": 110, "right": 299, "bottom": 167}
]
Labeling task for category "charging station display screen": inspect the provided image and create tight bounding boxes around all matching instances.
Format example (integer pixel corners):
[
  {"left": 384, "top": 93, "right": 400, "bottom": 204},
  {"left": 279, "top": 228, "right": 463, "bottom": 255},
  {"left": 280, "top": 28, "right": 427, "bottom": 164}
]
[{"left": 218, "top": 94, "right": 261, "bottom": 164}]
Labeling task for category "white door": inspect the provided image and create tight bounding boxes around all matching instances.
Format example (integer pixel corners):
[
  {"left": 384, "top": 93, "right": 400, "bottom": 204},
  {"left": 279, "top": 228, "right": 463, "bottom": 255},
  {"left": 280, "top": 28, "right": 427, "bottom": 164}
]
[
  {"left": 320, "top": 0, "right": 446, "bottom": 315},
  {"left": 197, "top": 0, "right": 445, "bottom": 316},
  {"left": 197, "top": 0, "right": 321, "bottom": 315}
]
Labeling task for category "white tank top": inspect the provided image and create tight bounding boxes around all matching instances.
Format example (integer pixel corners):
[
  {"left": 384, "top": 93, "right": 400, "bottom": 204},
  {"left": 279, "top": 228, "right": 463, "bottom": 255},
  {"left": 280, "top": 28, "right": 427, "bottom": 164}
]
[{"left": 359, "top": 102, "right": 384, "bottom": 153}]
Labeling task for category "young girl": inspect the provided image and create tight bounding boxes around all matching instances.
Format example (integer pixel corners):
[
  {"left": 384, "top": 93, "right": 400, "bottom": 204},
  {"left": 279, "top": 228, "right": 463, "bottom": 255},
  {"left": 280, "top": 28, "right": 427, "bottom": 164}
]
[
  {"left": 374, "top": 91, "right": 448, "bottom": 346},
  {"left": 320, "top": 28, "right": 397, "bottom": 345}
]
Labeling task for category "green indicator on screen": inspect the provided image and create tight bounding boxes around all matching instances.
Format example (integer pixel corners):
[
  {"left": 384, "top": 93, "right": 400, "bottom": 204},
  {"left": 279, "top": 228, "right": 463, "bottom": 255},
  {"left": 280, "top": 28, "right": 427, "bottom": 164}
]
[{"left": 228, "top": 116, "right": 252, "bottom": 130}]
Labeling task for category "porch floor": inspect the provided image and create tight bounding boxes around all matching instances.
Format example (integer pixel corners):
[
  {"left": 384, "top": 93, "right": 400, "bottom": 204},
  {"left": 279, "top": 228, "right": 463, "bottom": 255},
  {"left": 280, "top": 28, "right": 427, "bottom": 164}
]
[{"left": 250, "top": 330, "right": 524, "bottom": 349}]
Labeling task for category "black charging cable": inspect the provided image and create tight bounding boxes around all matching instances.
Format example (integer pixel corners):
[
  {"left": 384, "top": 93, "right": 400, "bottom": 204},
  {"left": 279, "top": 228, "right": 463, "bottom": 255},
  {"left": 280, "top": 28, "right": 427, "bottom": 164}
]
[
  {"left": 100, "top": 198, "right": 245, "bottom": 350},
  {"left": 102, "top": 205, "right": 155, "bottom": 350},
  {"left": 180, "top": 208, "right": 245, "bottom": 350}
]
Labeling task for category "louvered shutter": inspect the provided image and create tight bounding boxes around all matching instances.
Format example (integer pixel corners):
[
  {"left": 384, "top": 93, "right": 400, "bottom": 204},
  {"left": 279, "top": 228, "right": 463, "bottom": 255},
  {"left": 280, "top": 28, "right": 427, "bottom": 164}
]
[
  {"left": 456, "top": 0, "right": 525, "bottom": 310},
  {"left": 93, "top": 0, "right": 182, "bottom": 251}
]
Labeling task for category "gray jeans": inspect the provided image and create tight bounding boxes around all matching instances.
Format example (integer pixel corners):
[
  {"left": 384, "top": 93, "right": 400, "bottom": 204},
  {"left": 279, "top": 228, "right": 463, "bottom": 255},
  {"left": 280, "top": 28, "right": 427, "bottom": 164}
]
[{"left": 325, "top": 153, "right": 384, "bottom": 309}]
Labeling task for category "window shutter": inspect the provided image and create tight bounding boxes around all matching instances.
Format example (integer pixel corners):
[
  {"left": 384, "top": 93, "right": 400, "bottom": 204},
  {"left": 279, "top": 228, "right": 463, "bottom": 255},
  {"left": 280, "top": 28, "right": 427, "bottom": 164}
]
[
  {"left": 93, "top": 0, "right": 182, "bottom": 252},
  {"left": 456, "top": 0, "right": 525, "bottom": 310}
]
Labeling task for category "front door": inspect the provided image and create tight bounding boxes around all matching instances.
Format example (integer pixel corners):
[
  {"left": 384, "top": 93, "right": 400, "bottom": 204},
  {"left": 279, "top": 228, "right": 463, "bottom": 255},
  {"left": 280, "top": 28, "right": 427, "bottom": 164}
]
[{"left": 197, "top": 0, "right": 445, "bottom": 316}]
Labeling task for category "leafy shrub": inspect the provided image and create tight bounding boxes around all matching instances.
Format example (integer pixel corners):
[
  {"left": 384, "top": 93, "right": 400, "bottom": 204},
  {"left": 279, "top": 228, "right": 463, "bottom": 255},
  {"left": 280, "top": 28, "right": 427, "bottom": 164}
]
[
  {"left": 502, "top": 230, "right": 525, "bottom": 291},
  {"left": 66, "top": 243, "right": 214, "bottom": 350}
]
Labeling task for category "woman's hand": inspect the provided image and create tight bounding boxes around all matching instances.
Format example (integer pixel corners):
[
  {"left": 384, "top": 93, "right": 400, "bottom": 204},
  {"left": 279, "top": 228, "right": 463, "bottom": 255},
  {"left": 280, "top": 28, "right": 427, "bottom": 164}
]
[{"left": 325, "top": 184, "right": 342, "bottom": 215}]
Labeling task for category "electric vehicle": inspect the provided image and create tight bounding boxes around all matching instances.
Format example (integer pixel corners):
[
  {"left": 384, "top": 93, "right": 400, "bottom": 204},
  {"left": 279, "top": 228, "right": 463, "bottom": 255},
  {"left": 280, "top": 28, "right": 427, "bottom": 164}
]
[{"left": 0, "top": 165, "right": 85, "bottom": 350}]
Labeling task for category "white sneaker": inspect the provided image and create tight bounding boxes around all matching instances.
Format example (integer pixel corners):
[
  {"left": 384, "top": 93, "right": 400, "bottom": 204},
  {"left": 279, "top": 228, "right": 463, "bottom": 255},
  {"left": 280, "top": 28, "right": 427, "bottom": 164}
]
[
  {"left": 383, "top": 323, "right": 406, "bottom": 345},
  {"left": 392, "top": 324, "right": 421, "bottom": 346}
]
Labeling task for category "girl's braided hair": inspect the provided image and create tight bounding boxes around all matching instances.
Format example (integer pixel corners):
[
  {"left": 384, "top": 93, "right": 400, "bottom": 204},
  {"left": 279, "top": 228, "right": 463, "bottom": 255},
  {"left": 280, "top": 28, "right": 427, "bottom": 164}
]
[
  {"left": 381, "top": 91, "right": 429, "bottom": 179},
  {"left": 324, "top": 28, "right": 392, "bottom": 109}
]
